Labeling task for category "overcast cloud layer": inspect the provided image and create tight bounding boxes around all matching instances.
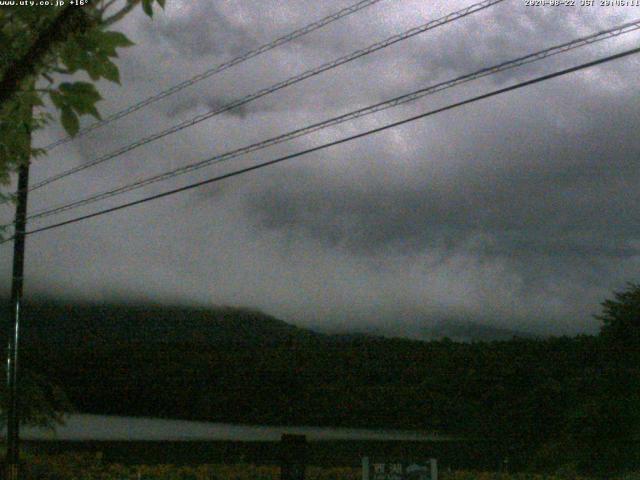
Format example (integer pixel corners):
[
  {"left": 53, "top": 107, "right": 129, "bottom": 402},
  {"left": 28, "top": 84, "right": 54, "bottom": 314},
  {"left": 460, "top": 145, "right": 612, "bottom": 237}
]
[{"left": 2, "top": 0, "right": 640, "bottom": 338}]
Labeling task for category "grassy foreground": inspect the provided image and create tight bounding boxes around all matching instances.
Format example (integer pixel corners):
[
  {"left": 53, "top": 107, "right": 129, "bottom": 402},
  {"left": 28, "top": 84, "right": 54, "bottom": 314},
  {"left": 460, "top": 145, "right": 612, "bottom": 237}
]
[{"left": 12, "top": 452, "right": 640, "bottom": 480}]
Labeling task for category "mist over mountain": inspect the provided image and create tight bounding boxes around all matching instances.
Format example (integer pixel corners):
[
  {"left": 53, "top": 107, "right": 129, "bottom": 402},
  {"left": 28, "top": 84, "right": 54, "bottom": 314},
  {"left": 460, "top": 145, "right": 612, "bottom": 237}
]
[
  {"left": 2, "top": 299, "right": 322, "bottom": 347},
  {"left": 420, "top": 319, "right": 537, "bottom": 342},
  {"left": 2, "top": 298, "right": 538, "bottom": 345},
  {"left": 311, "top": 315, "right": 538, "bottom": 343}
]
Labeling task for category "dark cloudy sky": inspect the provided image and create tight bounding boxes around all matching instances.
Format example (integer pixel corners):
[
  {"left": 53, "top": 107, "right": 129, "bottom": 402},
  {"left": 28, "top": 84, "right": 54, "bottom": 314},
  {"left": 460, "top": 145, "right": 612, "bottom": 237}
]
[{"left": 2, "top": 0, "right": 640, "bottom": 337}]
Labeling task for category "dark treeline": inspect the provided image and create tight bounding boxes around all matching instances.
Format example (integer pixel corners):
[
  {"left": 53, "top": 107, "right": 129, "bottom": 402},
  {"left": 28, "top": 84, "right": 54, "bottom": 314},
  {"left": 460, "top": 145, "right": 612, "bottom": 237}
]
[{"left": 6, "top": 286, "right": 640, "bottom": 475}]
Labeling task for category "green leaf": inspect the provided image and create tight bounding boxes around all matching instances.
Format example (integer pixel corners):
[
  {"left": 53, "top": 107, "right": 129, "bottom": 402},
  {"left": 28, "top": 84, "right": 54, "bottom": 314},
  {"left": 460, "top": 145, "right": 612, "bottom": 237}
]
[
  {"left": 100, "top": 60, "right": 120, "bottom": 84},
  {"left": 59, "top": 81, "right": 100, "bottom": 98},
  {"left": 100, "top": 31, "right": 135, "bottom": 50},
  {"left": 84, "top": 61, "right": 102, "bottom": 81},
  {"left": 58, "top": 82, "right": 102, "bottom": 111},
  {"left": 59, "top": 39, "right": 84, "bottom": 73},
  {"left": 142, "top": 0, "right": 153, "bottom": 17},
  {"left": 156, "top": 0, "right": 166, "bottom": 8},
  {"left": 51, "top": 83, "right": 103, "bottom": 125},
  {"left": 85, "top": 104, "right": 101, "bottom": 121},
  {"left": 49, "top": 91, "right": 64, "bottom": 109},
  {"left": 60, "top": 106, "right": 79, "bottom": 137}
]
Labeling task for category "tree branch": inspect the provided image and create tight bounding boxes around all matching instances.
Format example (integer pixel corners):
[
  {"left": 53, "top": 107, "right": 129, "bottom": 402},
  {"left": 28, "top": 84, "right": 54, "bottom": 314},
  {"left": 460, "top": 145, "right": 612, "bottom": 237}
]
[
  {"left": 99, "top": 0, "right": 120, "bottom": 15},
  {"left": 0, "top": 7, "right": 96, "bottom": 109},
  {"left": 102, "top": 0, "right": 141, "bottom": 27}
]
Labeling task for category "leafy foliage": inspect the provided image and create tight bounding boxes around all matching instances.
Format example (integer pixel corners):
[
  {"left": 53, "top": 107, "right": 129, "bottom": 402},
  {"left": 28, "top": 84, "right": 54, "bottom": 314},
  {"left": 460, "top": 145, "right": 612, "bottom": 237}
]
[
  {"left": 0, "top": 367, "right": 72, "bottom": 430},
  {"left": 0, "top": 0, "right": 165, "bottom": 193},
  {"left": 597, "top": 282, "right": 640, "bottom": 346},
  {"left": 50, "top": 81, "right": 103, "bottom": 135},
  {"left": 0, "top": 0, "right": 166, "bottom": 425}
]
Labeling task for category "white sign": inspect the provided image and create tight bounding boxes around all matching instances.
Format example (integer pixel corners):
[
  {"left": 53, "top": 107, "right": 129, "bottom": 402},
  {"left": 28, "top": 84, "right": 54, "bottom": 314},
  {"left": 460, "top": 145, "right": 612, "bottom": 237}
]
[{"left": 362, "top": 457, "right": 437, "bottom": 480}]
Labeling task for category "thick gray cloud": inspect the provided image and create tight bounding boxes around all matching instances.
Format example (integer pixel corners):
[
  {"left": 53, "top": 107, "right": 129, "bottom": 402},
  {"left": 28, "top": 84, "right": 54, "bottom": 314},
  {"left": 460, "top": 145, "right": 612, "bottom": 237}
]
[
  {"left": 144, "top": 2, "right": 259, "bottom": 59},
  {"left": 2, "top": 0, "right": 640, "bottom": 338}
]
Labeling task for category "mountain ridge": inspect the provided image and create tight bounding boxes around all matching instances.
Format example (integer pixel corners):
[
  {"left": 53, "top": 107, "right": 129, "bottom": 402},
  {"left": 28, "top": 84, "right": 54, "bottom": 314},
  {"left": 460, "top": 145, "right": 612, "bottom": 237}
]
[
  {"left": 2, "top": 299, "right": 323, "bottom": 347},
  {"left": 2, "top": 298, "right": 539, "bottom": 346}
]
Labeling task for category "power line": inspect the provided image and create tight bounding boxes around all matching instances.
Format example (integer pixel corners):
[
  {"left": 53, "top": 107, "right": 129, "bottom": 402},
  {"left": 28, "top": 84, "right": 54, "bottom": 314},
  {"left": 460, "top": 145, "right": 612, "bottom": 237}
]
[
  {"left": 39, "top": 0, "right": 387, "bottom": 151},
  {"left": 27, "top": 0, "right": 504, "bottom": 193},
  {"left": 3, "top": 45, "right": 637, "bottom": 244},
  {"left": 22, "top": 18, "right": 640, "bottom": 225},
  {"left": 30, "top": 0, "right": 502, "bottom": 191}
]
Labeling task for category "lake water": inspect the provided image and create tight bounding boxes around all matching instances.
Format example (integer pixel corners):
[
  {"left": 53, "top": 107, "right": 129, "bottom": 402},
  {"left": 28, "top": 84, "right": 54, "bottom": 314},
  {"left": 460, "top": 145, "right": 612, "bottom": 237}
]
[{"left": 17, "top": 413, "right": 455, "bottom": 442}]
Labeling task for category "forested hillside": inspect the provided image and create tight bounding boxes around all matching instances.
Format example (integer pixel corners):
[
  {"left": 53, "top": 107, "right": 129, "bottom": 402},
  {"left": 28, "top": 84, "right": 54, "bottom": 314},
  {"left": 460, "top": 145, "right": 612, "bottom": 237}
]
[{"left": 5, "top": 294, "right": 640, "bottom": 474}]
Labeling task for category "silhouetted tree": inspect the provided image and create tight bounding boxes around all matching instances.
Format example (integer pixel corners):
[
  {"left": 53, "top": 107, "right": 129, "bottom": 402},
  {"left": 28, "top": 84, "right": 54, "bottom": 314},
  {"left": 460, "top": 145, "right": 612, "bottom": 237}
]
[{"left": 597, "top": 282, "right": 640, "bottom": 347}]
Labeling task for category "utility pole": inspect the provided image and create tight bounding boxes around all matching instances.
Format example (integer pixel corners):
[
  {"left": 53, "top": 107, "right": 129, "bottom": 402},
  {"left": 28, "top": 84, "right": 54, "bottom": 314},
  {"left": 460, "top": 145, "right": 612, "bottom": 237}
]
[
  {"left": 1, "top": 9, "right": 94, "bottom": 479},
  {"left": 5, "top": 126, "right": 31, "bottom": 480}
]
